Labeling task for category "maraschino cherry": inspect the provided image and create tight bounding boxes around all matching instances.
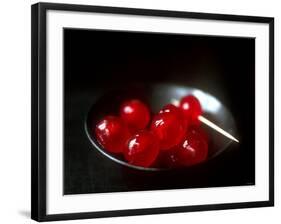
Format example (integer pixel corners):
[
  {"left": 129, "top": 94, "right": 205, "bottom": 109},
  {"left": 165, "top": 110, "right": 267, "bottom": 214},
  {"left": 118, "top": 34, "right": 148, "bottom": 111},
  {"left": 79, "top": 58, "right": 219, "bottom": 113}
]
[
  {"left": 188, "top": 125, "right": 209, "bottom": 143},
  {"left": 179, "top": 95, "right": 202, "bottom": 125},
  {"left": 174, "top": 127, "right": 208, "bottom": 166},
  {"left": 150, "top": 105, "right": 186, "bottom": 150},
  {"left": 95, "top": 116, "right": 130, "bottom": 153},
  {"left": 93, "top": 95, "right": 214, "bottom": 169},
  {"left": 160, "top": 104, "right": 188, "bottom": 128},
  {"left": 124, "top": 130, "right": 160, "bottom": 167},
  {"left": 159, "top": 104, "right": 180, "bottom": 114},
  {"left": 157, "top": 150, "right": 180, "bottom": 168},
  {"left": 120, "top": 99, "right": 150, "bottom": 132}
]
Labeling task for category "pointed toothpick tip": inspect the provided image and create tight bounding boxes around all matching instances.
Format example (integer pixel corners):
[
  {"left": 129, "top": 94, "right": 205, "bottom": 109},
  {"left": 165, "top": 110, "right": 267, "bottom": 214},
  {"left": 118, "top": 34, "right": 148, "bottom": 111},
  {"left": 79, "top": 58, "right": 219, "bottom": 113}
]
[{"left": 198, "top": 115, "right": 239, "bottom": 143}]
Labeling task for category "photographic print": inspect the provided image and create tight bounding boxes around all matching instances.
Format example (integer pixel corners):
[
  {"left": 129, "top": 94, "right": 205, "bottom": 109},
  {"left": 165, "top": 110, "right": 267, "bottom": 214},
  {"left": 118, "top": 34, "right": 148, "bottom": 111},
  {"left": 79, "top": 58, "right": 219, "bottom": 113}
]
[
  {"left": 63, "top": 29, "right": 254, "bottom": 194},
  {"left": 31, "top": 2, "right": 274, "bottom": 221}
]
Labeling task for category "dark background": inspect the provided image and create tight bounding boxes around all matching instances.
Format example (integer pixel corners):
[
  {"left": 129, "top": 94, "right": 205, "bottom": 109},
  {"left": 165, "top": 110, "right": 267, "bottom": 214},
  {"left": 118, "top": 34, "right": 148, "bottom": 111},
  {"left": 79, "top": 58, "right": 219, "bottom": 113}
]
[{"left": 63, "top": 28, "right": 255, "bottom": 194}]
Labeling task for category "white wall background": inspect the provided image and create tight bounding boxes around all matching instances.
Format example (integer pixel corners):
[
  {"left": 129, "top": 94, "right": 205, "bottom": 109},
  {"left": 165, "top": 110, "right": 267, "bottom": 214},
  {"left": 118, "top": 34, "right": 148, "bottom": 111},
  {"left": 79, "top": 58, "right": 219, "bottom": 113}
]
[{"left": 0, "top": 0, "right": 279, "bottom": 223}]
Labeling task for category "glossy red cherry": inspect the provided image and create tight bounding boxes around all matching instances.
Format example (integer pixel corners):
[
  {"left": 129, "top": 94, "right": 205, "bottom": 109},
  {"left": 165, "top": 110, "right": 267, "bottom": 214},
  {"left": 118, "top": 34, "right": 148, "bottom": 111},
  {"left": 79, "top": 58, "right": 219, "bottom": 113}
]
[
  {"left": 179, "top": 95, "right": 202, "bottom": 125},
  {"left": 175, "top": 129, "right": 208, "bottom": 166},
  {"left": 120, "top": 99, "right": 150, "bottom": 132},
  {"left": 124, "top": 130, "right": 160, "bottom": 167},
  {"left": 159, "top": 104, "right": 180, "bottom": 114},
  {"left": 188, "top": 125, "right": 209, "bottom": 143},
  {"left": 160, "top": 104, "right": 188, "bottom": 128},
  {"left": 94, "top": 116, "right": 130, "bottom": 153},
  {"left": 150, "top": 110, "right": 186, "bottom": 150},
  {"left": 157, "top": 150, "right": 180, "bottom": 168}
]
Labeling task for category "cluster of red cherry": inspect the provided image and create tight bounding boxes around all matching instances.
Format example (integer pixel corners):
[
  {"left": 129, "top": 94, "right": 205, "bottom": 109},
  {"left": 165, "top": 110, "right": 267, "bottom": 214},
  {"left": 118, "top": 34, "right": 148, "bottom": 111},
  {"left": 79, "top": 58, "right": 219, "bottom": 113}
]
[{"left": 93, "top": 95, "right": 209, "bottom": 168}]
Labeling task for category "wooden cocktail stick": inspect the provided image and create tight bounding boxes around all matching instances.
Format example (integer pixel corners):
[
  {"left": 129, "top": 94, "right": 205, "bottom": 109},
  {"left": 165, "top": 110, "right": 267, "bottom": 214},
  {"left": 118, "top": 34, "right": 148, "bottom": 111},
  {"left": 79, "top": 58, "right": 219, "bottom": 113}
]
[
  {"left": 198, "top": 115, "right": 239, "bottom": 143},
  {"left": 171, "top": 99, "right": 239, "bottom": 143}
]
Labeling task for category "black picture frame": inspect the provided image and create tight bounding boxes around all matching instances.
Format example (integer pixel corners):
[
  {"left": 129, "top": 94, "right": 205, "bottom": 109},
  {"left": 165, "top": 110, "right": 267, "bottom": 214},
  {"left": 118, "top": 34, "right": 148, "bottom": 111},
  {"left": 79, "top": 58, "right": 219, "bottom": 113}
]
[{"left": 31, "top": 2, "right": 274, "bottom": 222}]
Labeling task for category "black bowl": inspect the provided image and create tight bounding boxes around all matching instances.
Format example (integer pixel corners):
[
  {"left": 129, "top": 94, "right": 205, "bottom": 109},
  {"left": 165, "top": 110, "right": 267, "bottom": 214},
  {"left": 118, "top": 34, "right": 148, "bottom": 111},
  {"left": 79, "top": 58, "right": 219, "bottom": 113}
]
[{"left": 85, "top": 84, "right": 238, "bottom": 171}]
